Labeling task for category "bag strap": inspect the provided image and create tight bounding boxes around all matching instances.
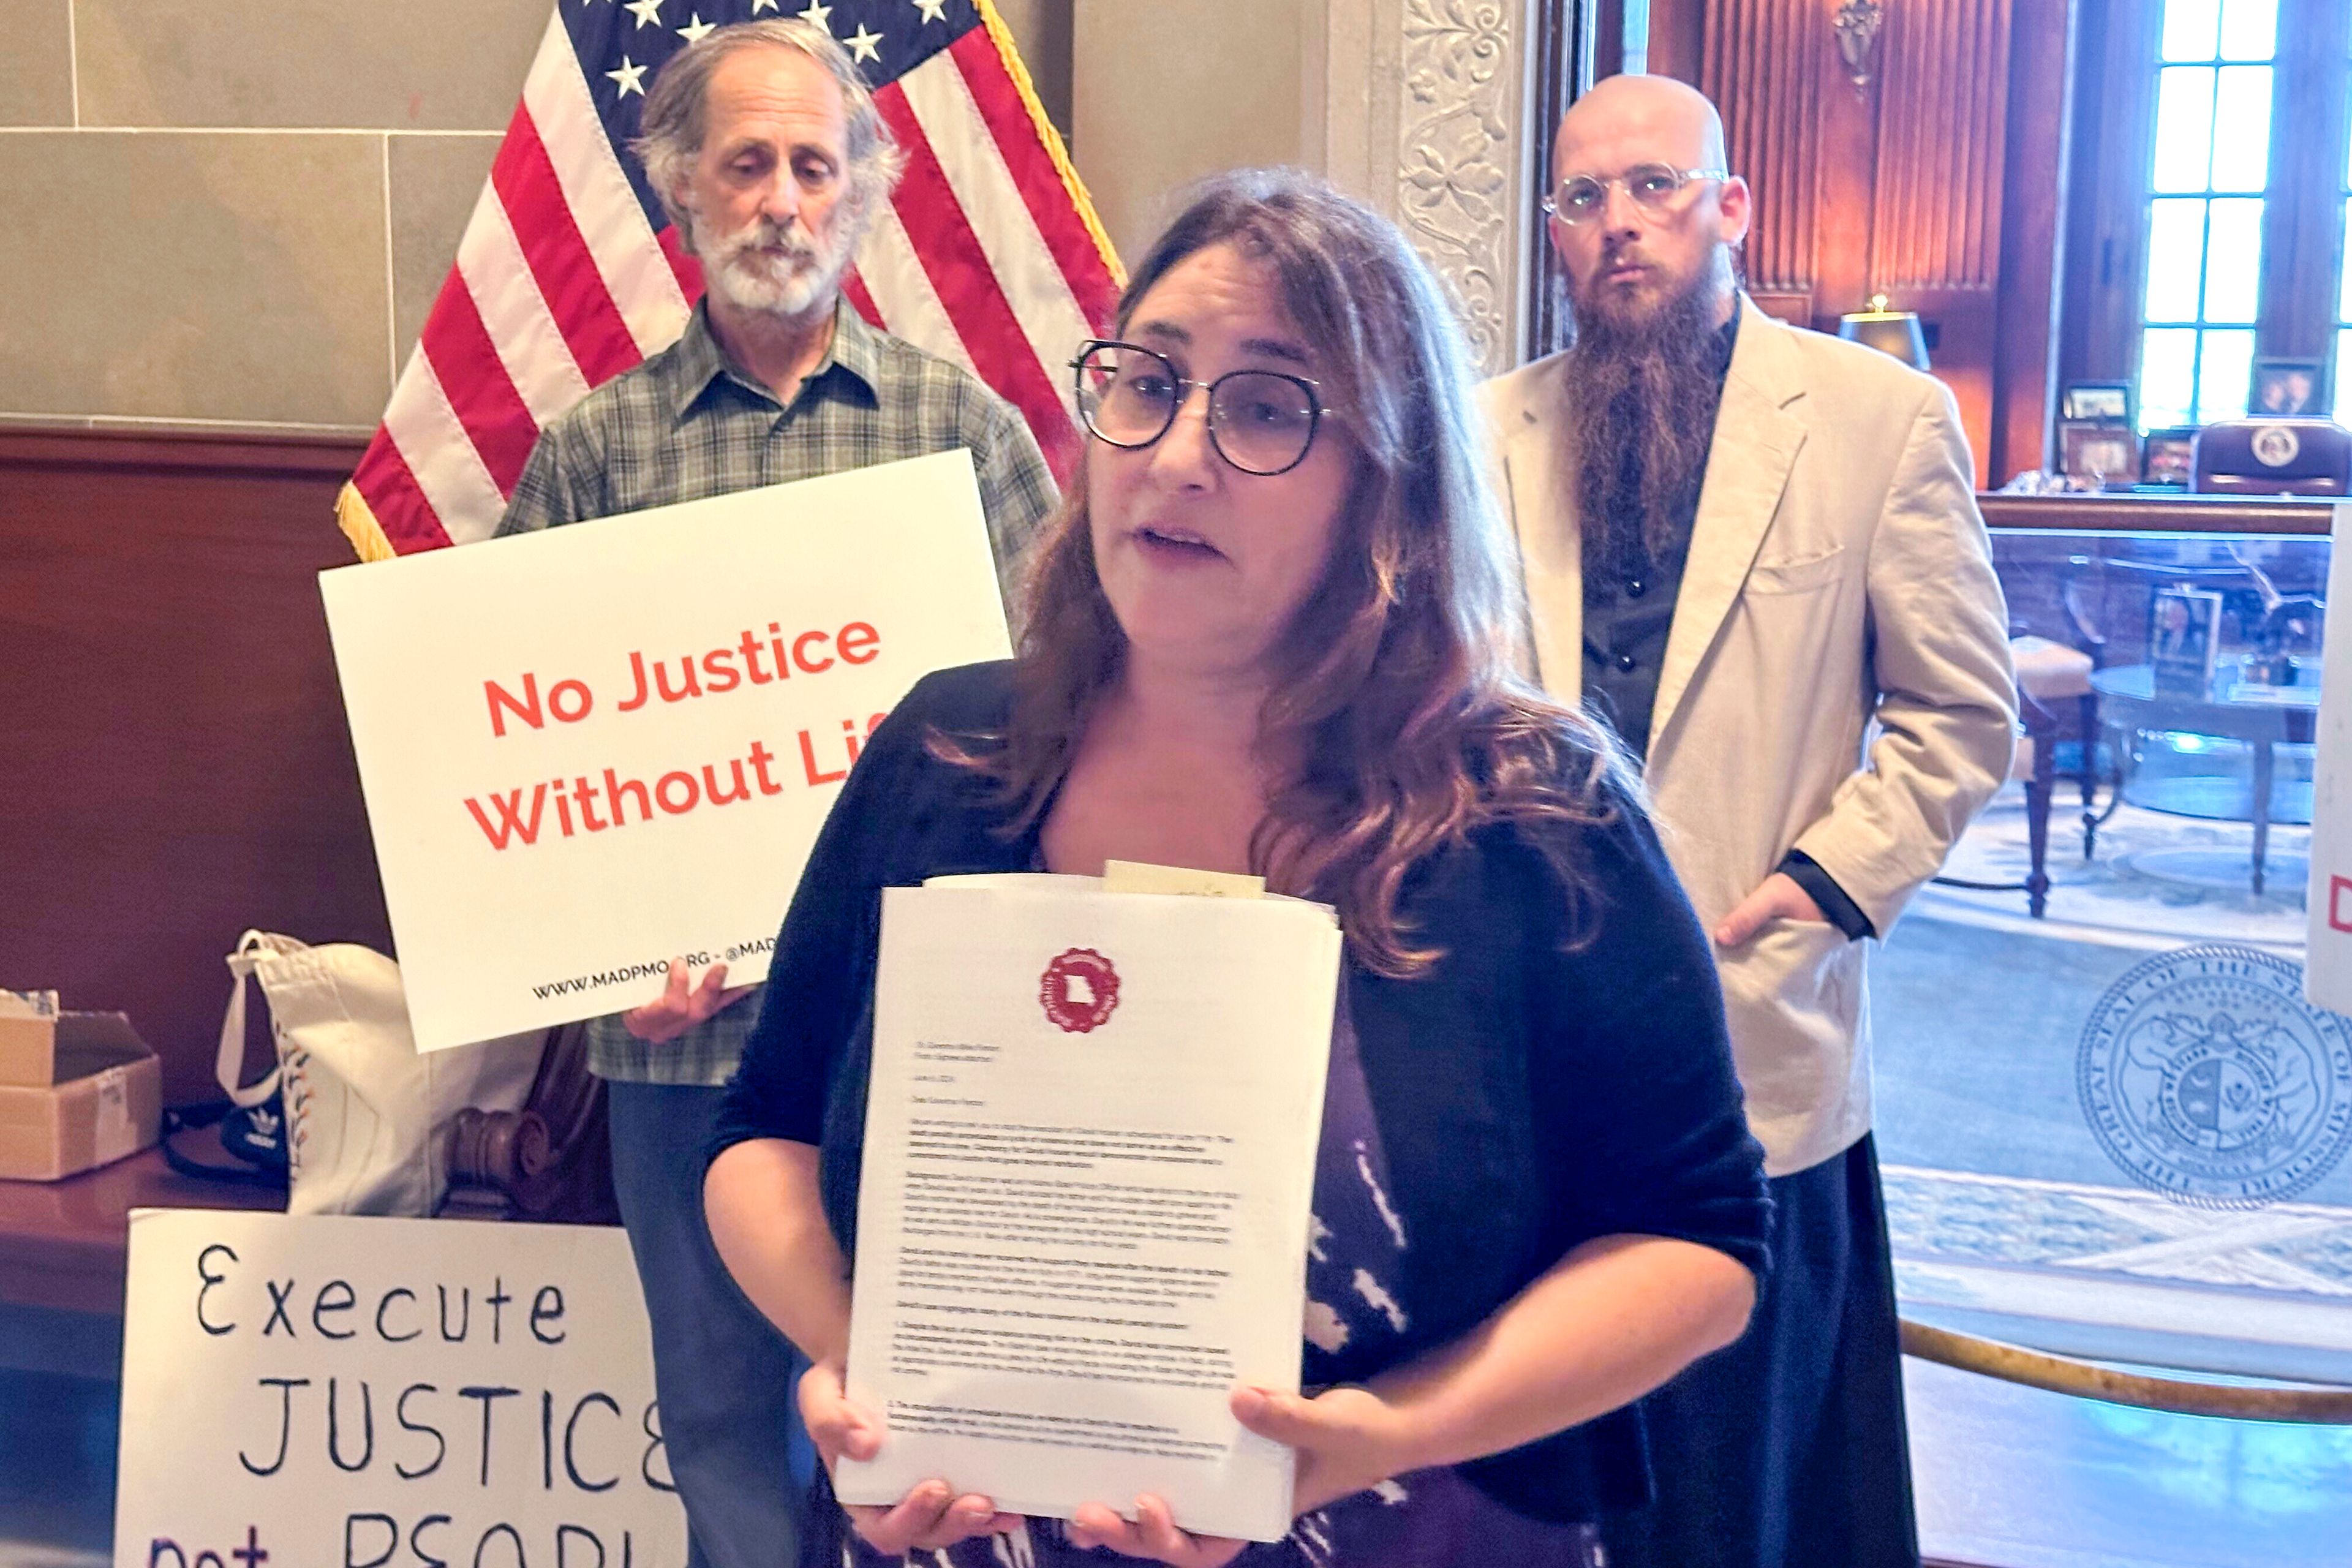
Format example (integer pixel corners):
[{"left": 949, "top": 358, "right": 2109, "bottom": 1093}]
[{"left": 217, "top": 930, "right": 288, "bottom": 1108}]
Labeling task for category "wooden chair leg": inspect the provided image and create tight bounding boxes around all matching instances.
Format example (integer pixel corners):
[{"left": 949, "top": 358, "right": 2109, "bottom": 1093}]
[
  {"left": 2023, "top": 693, "right": 2057, "bottom": 918},
  {"left": 2076, "top": 693, "right": 2100, "bottom": 807},
  {"left": 2078, "top": 693, "right": 2101, "bottom": 857},
  {"left": 1932, "top": 695, "right": 2059, "bottom": 917}
]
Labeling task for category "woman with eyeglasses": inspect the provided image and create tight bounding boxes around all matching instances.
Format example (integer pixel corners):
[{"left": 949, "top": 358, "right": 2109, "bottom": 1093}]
[{"left": 703, "top": 168, "right": 1771, "bottom": 1568}]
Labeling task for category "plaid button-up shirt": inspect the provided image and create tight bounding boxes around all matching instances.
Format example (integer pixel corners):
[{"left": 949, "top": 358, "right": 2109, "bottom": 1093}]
[{"left": 496, "top": 297, "right": 1058, "bottom": 1085}]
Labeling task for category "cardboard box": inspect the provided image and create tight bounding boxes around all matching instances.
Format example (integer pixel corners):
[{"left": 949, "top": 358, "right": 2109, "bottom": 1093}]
[
  {"left": 0, "top": 989, "right": 62, "bottom": 1085},
  {"left": 0, "top": 1012, "right": 163, "bottom": 1181}
]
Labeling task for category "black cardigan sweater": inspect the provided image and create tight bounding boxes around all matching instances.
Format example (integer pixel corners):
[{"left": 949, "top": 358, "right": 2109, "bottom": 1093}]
[{"left": 711, "top": 661, "right": 1771, "bottom": 1521}]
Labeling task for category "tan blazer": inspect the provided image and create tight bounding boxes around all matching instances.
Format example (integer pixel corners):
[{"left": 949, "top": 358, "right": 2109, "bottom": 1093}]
[{"left": 1481, "top": 297, "right": 2018, "bottom": 1176}]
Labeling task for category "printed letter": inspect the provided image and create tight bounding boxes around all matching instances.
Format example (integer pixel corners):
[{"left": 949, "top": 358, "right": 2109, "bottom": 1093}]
[
  {"left": 313, "top": 1280, "right": 358, "bottom": 1340},
  {"left": 603, "top": 770, "right": 653, "bottom": 827},
  {"left": 737, "top": 630, "right": 773, "bottom": 685},
  {"left": 263, "top": 1279, "right": 297, "bottom": 1338},
  {"left": 837, "top": 622, "right": 880, "bottom": 665},
  {"left": 701, "top": 759, "right": 751, "bottom": 806},
  {"left": 530, "top": 1286, "right": 566, "bottom": 1346},
  {"left": 375, "top": 1287, "right": 421, "bottom": 1343},
  {"left": 701, "top": 647, "right": 742, "bottom": 694},
  {"left": 464, "top": 786, "right": 548, "bottom": 851},
  {"left": 472, "top": 1525, "right": 526, "bottom": 1568},
  {"left": 651, "top": 656, "right": 703, "bottom": 703},
  {"left": 791, "top": 629, "right": 834, "bottom": 674},
  {"left": 410, "top": 1518, "right": 453, "bottom": 1568},
  {"left": 616, "top": 651, "right": 652, "bottom": 713},
  {"left": 196, "top": 1244, "right": 238, "bottom": 1336},
  {"left": 327, "top": 1376, "right": 376, "bottom": 1472},
  {"left": 238, "top": 1378, "right": 308, "bottom": 1477},
  {"left": 485, "top": 675, "right": 542, "bottom": 739},
  {"left": 458, "top": 1386, "right": 522, "bottom": 1485},
  {"left": 396, "top": 1382, "right": 447, "bottom": 1480},
  {"left": 798, "top": 730, "right": 846, "bottom": 787},
  {"left": 565, "top": 1393, "right": 622, "bottom": 1493},
  {"left": 746, "top": 740, "right": 785, "bottom": 796},
  {"left": 654, "top": 772, "right": 701, "bottom": 815},
  {"left": 343, "top": 1516, "right": 398, "bottom": 1568},
  {"left": 556, "top": 1528, "right": 605, "bottom": 1568},
  {"left": 548, "top": 679, "right": 592, "bottom": 723},
  {"left": 640, "top": 1402, "right": 678, "bottom": 1494}
]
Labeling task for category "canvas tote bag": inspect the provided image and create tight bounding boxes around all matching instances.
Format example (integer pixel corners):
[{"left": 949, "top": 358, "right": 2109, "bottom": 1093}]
[{"left": 214, "top": 930, "right": 543, "bottom": 1215}]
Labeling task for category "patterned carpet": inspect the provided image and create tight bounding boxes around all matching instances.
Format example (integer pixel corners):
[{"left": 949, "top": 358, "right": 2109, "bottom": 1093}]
[
  {"left": 1877, "top": 779, "right": 2352, "bottom": 1382},
  {"left": 1887, "top": 1165, "right": 2352, "bottom": 1295},
  {"left": 1917, "top": 780, "right": 2312, "bottom": 950}
]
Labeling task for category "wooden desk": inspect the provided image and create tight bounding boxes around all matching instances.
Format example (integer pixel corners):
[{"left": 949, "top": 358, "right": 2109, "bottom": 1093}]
[{"left": 0, "top": 1137, "right": 281, "bottom": 1317}]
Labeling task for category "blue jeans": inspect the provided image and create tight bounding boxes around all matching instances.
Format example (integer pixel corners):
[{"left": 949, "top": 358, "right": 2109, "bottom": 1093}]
[{"left": 608, "top": 1080, "right": 813, "bottom": 1568}]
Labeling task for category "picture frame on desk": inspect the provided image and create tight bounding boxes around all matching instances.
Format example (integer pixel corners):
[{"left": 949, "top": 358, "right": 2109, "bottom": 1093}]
[
  {"left": 2149, "top": 586, "right": 2223, "bottom": 696},
  {"left": 2062, "top": 383, "right": 2132, "bottom": 424},
  {"left": 2060, "top": 421, "right": 2140, "bottom": 489},
  {"left": 2142, "top": 426, "right": 2197, "bottom": 487},
  {"left": 2252, "top": 357, "right": 2326, "bottom": 417}
]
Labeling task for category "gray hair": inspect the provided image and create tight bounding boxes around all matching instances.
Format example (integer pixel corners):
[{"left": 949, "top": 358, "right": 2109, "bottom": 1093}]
[{"left": 632, "top": 19, "right": 907, "bottom": 237}]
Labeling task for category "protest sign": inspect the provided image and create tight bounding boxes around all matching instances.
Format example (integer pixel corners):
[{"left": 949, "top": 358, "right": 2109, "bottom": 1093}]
[
  {"left": 320, "top": 450, "right": 1011, "bottom": 1050},
  {"left": 115, "top": 1210, "right": 686, "bottom": 1568},
  {"left": 2309, "top": 505, "right": 2351, "bottom": 1014}
]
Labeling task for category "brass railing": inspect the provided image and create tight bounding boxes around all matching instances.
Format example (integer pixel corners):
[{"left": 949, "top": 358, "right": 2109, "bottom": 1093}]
[
  {"left": 1979, "top": 490, "right": 2337, "bottom": 537},
  {"left": 1900, "top": 1319, "right": 2352, "bottom": 1424}
]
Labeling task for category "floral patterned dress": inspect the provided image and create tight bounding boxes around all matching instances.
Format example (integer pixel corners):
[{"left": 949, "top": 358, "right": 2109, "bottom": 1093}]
[{"left": 807, "top": 993, "right": 1605, "bottom": 1568}]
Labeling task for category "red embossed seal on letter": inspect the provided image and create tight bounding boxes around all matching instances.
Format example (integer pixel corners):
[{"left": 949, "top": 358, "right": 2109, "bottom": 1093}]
[{"left": 1040, "top": 948, "right": 1120, "bottom": 1033}]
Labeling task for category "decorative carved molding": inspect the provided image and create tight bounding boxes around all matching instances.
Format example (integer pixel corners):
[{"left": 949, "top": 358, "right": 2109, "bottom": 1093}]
[
  {"left": 1833, "top": 1, "right": 1887, "bottom": 93},
  {"left": 1308, "top": 0, "right": 1539, "bottom": 377},
  {"left": 1395, "top": 0, "right": 1523, "bottom": 374},
  {"left": 1869, "top": 0, "right": 2014, "bottom": 293},
  {"left": 1700, "top": 0, "right": 1824, "bottom": 296}
]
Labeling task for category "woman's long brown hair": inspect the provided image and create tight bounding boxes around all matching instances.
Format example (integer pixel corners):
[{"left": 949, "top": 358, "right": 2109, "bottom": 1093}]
[{"left": 940, "top": 168, "right": 1633, "bottom": 976}]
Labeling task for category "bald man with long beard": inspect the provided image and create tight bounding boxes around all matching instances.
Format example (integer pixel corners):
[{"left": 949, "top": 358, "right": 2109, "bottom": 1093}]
[{"left": 1482, "top": 76, "right": 2016, "bottom": 1568}]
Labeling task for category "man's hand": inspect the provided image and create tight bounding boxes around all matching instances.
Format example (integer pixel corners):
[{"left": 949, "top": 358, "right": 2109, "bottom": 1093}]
[
  {"left": 1712, "top": 871, "right": 1826, "bottom": 947},
  {"left": 797, "top": 1359, "right": 1015, "bottom": 1553},
  {"left": 1064, "top": 1384, "right": 1412, "bottom": 1563},
  {"left": 620, "top": 958, "right": 756, "bottom": 1043}
]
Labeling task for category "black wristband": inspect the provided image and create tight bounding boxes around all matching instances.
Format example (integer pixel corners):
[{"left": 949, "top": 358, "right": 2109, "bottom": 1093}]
[{"left": 1777, "top": 849, "right": 1874, "bottom": 941}]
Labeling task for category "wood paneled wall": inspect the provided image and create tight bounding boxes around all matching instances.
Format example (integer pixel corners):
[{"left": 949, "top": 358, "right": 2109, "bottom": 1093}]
[
  {"left": 0, "top": 428, "right": 390, "bottom": 1106},
  {"left": 1650, "top": 0, "right": 2071, "bottom": 485},
  {"left": 1700, "top": 0, "right": 1829, "bottom": 304}
]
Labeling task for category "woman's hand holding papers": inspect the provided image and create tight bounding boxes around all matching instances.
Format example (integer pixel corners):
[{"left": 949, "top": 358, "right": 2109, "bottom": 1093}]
[
  {"left": 1063, "top": 1383, "right": 1413, "bottom": 1564},
  {"left": 1232, "top": 1384, "right": 1414, "bottom": 1516},
  {"left": 707, "top": 1140, "right": 1015, "bottom": 1552},
  {"left": 1063, "top": 1233, "right": 1756, "bottom": 1561},
  {"left": 621, "top": 957, "right": 756, "bottom": 1042},
  {"left": 799, "top": 1356, "right": 1022, "bottom": 1553}
]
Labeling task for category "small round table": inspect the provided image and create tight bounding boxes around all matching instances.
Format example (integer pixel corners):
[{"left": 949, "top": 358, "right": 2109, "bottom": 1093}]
[{"left": 2088, "top": 662, "right": 2321, "bottom": 895}]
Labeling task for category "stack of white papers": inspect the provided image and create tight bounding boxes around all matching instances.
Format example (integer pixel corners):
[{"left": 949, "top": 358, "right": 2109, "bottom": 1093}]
[{"left": 837, "top": 868, "right": 1343, "bottom": 1542}]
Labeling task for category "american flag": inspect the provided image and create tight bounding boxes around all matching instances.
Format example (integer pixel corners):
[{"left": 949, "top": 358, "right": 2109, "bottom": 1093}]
[{"left": 336, "top": 0, "right": 1122, "bottom": 559}]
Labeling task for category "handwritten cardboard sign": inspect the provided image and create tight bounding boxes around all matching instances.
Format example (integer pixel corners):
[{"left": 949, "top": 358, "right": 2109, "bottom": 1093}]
[
  {"left": 115, "top": 1210, "right": 688, "bottom": 1568},
  {"left": 2309, "top": 505, "right": 2351, "bottom": 1014},
  {"left": 320, "top": 450, "right": 1011, "bottom": 1050}
]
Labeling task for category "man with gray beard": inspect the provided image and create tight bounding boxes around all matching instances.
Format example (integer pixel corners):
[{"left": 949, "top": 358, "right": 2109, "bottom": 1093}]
[
  {"left": 1482, "top": 75, "right": 2016, "bottom": 1568},
  {"left": 495, "top": 21, "right": 1054, "bottom": 1568}
]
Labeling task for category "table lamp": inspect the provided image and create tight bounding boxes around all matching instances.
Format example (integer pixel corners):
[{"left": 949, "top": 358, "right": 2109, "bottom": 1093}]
[{"left": 1839, "top": 294, "right": 1930, "bottom": 371}]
